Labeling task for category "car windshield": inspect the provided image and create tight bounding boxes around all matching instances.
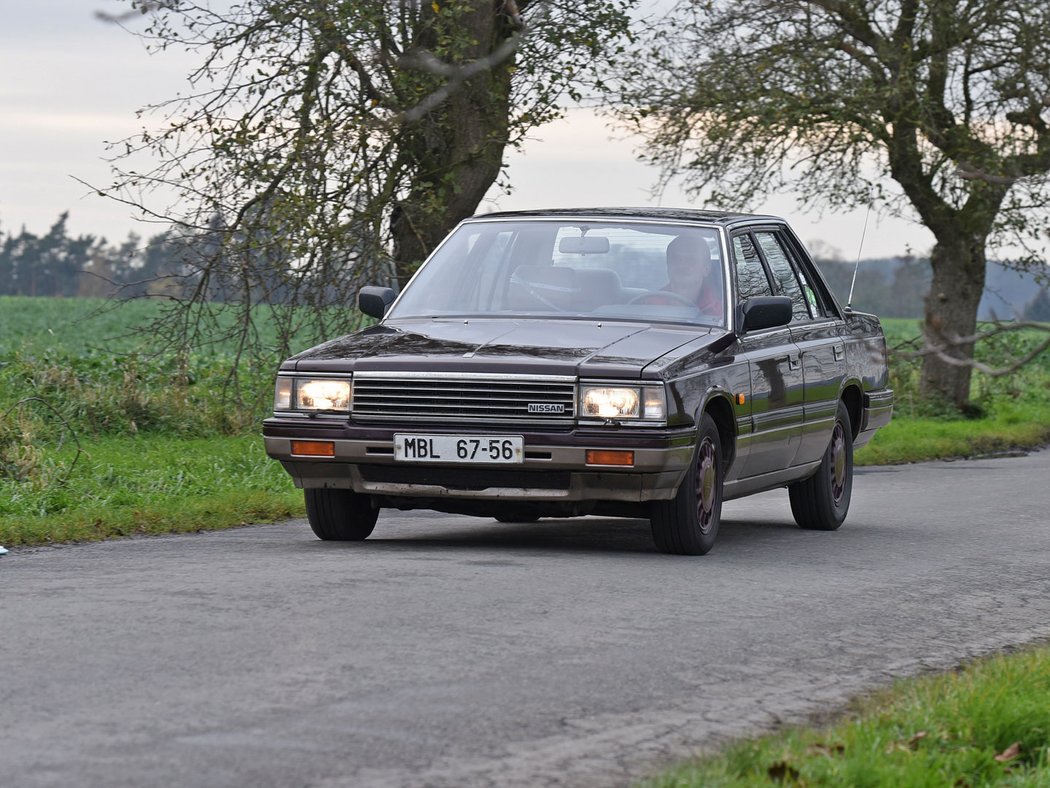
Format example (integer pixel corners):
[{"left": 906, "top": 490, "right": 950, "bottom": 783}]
[{"left": 387, "top": 219, "right": 727, "bottom": 328}]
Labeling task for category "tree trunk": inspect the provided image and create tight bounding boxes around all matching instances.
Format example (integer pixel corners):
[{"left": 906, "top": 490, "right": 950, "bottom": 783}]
[
  {"left": 920, "top": 231, "right": 988, "bottom": 408},
  {"left": 390, "top": 2, "right": 515, "bottom": 288}
]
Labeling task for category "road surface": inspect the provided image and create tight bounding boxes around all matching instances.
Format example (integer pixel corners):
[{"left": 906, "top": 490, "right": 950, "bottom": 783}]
[{"left": 2, "top": 450, "right": 1049, "bottom": 787}]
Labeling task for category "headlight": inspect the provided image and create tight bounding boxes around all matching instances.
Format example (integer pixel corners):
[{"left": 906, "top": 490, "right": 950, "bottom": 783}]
[
  {"left": 274, "top": 376, "right": 352, "bottom": 413},
  {"left": 299, "top": 379, "right": 351, "bottom": 411},
  {"left": 580, "top": 384, "right": 666, "bottom": 421}
]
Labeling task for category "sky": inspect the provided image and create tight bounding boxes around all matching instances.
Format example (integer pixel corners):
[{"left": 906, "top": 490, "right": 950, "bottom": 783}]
[{"left": 0, "top": 0, "right": 937, "bottom": 260}]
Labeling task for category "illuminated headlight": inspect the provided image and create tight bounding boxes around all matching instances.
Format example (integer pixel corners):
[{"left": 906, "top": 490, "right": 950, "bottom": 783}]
[
  {"left": 299, "top": 379, "right": 351, "bottom": 411},
  {"left": 580, "top": 384, "right": 666, "bottom": 421},
  {"left": 274, "top": 377, "right": 352, "bottom": 413}
]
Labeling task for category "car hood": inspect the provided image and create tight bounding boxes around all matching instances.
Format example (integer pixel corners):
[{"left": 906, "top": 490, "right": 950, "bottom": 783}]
[{"left": 286, "top": 318, "right": 730, "bottom": 379}]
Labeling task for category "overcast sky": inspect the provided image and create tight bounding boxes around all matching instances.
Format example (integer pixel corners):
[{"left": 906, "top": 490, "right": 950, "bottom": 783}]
[{"left": 1, "top": 0, "right": 937, "bottom": 260}]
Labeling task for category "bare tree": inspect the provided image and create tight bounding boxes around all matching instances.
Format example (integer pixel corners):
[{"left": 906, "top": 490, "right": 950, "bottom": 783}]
[
  {"left": 618, "top": 0, "right": 1050, "bottom": 409},
  {"left": 97, "top": 0, "right": 635, "bottom": 368}
]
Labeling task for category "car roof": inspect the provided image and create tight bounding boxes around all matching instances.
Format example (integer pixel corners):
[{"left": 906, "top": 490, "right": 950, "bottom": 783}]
[{"left": 470, "top": 207, "right": 786, "bottom": 228}]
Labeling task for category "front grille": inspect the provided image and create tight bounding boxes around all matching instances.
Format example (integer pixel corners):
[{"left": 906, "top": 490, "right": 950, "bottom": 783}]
[
  {"left": 351, "top": 373, "right": 576, "bottom": 424},
  {"left": 359, "top": 464, "right": 571, "bottom": 491}
]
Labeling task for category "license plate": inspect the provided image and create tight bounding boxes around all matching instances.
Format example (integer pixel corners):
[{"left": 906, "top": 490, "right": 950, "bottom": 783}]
[{"left": 393, "top": 434, "right": 524, "bottom": 464}]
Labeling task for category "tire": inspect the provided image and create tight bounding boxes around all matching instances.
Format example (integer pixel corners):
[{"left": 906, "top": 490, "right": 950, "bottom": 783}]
[
  {"left": 789, "top": 400, "right": 853, "bottom": 531},
  {"left": 650, "top": 412, "right": 723, "bottom": 555},
  {"left": 304, "top": 488, "right": 379, "bottom": 541}
]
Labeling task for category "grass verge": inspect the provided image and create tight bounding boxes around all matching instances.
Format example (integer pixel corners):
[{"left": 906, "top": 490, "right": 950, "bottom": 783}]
[
  {"left": 3, "top": 403, "right": 1048, "bottom": 547},
  {"left": 856, "top": 400, "right": 1050, "bottom": 466},
  {"left": 0, "top": 434, "right": 303, "bottom": 547},
  {"left": 643, "top": 642, "right": 1050, "bottom": 787}
]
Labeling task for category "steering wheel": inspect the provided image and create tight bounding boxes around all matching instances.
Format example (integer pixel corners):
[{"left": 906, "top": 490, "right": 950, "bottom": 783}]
[{"left": 627, "top": 290, "right": 698, "bottom": 309}]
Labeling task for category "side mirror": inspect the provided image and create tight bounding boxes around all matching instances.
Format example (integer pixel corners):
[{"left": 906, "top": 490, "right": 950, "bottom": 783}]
[
  {"left": 359, "top": 286, "right": 396, "bottom": 319},
  {"left": 741, "top": 296, "right": 792, "bottom": 332}
]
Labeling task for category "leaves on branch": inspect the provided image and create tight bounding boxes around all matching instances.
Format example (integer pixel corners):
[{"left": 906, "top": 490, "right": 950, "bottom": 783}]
[
  {"left": 615, "top": 0, "right": 1050, "bottom": 402},
  {"left": 93, "top": 0, "right": 636, "bottom": 396}
]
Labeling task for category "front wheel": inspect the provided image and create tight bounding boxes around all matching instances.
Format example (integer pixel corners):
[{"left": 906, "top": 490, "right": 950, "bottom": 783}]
[
  {"left": 304, "top": 488, "right": 379, "bottom": 541},
  {"left": 788, "top": 400, "right": 853, "bottom": 531},
  {"left": 650, "top": 413, "right": 723, "bottom": 555}
]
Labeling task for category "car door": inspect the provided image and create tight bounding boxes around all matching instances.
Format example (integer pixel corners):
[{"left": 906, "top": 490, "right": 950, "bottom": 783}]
[
  {"left": 730, "top": 230, "right": 806, "bottom": 478},
  {"left": 753, "top": 228, "right": 846, "bottom": 466}
]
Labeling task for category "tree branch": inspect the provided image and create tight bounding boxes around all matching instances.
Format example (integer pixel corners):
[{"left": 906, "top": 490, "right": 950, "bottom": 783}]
[{"left": 900, "top": 320, "right": 1050, "bottom": 377}]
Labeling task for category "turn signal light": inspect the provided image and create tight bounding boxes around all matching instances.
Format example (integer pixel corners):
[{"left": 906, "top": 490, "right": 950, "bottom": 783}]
[
  {"left": 291, "top": 440, "right": 335, "bottom": 457},
  {"left": 586, "top": 450, "right": 634, "bottom": 466}
]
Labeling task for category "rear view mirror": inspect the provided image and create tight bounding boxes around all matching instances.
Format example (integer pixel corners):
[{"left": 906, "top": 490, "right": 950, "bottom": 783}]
[
  {"left": 741, "top": 296, "right": 792, "bottom": 332},
  {"left": 558, "top": 236, "right": 610, "bottom": 255},
  {"left": 359, "top": 286, "right": 396, "bottom": 319}
]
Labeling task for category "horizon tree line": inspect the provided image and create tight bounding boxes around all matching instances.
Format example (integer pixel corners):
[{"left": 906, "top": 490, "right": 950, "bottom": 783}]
[{"left": 3, "top": 209, "right": 1049, "bottom": 324}]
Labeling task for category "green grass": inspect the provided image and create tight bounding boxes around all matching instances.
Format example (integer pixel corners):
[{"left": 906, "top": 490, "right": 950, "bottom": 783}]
[
  {"left": 855, "top": 317, "right": 1050, "bottom": 464},
  {"left": 0, "top": 294, "right": 341, "bottom": 357},
  {"left": 643, "top": 643, "right": 1050, "bottom": 787},
  {"left": 857, "top": 400, "right": 1050, "bottom": 466},
  {"left": 0, "top": 296, "right": 162, "bottom": 356},
  {"left": 0, "top": 434, "right": 302, "bottom": 546}
]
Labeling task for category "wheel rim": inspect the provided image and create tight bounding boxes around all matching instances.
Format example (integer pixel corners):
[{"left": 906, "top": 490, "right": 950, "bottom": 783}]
[
  {"left": 830, "top": 422, "right": 847, "bottom": 504},
  {"left": 695, "top": 437, "right": 717, "bottom": 534}
]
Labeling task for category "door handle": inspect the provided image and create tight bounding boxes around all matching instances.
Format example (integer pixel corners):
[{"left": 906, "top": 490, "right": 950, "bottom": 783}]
[
  {"left": 788, "top": 354, "right": 801, "bottom": 370},
  {"left": 833, "top": 345, "right": 845, "bottom": 361}
]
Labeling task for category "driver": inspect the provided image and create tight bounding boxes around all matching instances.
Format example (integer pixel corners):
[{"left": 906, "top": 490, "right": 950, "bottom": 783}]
[{"left": 662, "top": 235, "right": 722, "bottom": 314}]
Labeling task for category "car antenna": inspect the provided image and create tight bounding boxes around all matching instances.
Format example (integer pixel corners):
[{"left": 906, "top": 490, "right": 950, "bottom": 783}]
[{"left": 846, "top": 205, "right": 871, "bottom": 311}]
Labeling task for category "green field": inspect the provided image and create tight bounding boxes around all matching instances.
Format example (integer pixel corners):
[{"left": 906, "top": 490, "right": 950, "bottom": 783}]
[{"left": 1, "top": 296, "right": 317, "bottom": 545}]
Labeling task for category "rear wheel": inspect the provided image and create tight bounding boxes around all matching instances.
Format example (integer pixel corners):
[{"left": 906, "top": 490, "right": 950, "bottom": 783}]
[
  {"left": 650, "top": 413, "right": 723, "bottom": 555},
  {"left": 304, "top": 488, "right": 379, "bottom": 541},
  {"left": 789, "top": 400, "right": 853, "bottom": 531}
]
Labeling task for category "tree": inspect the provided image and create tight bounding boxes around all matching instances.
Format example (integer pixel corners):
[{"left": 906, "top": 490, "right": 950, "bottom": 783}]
[
  {"left": 619, "top": 0, "right": 1050, "bottom": 408},
  {"left": 0, "top": 214, "right": 99, "bottom": 298},
  {"left": 99, "top": 0, "right": 634, "bottom": 362}
]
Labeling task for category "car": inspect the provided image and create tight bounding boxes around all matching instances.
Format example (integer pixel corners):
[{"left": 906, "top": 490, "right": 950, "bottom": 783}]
[{"left": 263, "top": 208, "right": 893, "bottom": 555}]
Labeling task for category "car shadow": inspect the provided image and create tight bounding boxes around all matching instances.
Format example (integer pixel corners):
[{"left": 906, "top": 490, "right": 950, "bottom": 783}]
[{"left": 291, "top": 513, "right": 810, "bottom": 557}]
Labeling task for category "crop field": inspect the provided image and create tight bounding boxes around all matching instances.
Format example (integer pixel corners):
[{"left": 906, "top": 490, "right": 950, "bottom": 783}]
[
  {"left": 0, "top": 296, "right": 334, "bottom": 545},
  {"left": 1, "top": 297, "right": 1048, "bottom": 546}
]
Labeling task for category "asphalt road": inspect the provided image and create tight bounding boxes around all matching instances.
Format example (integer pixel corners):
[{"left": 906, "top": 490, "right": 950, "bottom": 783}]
[{"left": 3, "top": 449, "right": 1050, "bottom": 787}]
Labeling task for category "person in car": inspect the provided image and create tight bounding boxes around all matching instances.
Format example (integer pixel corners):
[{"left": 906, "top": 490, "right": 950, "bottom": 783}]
[{"left": 649, "top": 235, "right": 723, "bottom": 315}]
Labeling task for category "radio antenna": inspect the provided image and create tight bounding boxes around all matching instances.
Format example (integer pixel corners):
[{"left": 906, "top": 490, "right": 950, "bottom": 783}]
[{"left": 846, "top": 205, "right": 871, "bottom": 310}]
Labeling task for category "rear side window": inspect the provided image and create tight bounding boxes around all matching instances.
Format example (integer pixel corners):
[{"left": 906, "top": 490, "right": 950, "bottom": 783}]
[
  {"left": 754, "top": 231, "right": 810, "bottom": 322},
  {"left": 732, "top": 233, "right": 773, "bottom": 300},
  {"left": 779, "top": 235, "right": 832, "bottom": 318}
]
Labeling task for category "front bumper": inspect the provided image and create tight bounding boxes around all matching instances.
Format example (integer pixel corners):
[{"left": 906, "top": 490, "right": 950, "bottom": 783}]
[{"left": 263, "top": 418, "right": 696, "bottom": 503}]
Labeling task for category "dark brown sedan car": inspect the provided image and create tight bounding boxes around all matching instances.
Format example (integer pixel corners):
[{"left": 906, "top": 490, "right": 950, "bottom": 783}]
[{"left": 263, "top": 209, "right": 893, "bottom": 554}]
